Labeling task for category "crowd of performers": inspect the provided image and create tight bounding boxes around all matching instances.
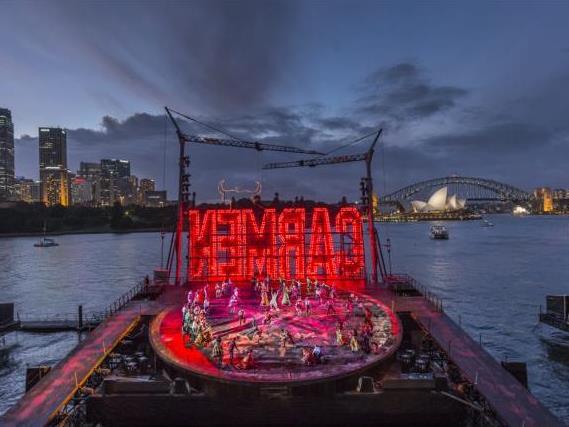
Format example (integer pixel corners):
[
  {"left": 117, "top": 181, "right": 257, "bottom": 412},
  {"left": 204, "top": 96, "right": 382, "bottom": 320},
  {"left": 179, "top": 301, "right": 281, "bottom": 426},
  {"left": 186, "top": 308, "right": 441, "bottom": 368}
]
[{"left": 181, "top": 276, "right": 392, "bottom": 370}]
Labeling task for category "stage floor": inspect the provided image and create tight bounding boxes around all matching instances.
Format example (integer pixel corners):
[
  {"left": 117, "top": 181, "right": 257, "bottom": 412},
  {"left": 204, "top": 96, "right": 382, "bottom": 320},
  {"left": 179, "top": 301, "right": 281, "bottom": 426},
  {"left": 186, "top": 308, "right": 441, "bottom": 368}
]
[{"left": 150, "top": 284, "right": 402, "bottom": 385}]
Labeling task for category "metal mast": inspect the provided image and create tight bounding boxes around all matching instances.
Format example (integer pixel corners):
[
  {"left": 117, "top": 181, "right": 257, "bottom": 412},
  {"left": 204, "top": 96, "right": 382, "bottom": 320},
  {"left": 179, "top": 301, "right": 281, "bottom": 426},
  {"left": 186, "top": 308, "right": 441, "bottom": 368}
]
[
  {"left": 164, "top": 107, "right": 324, "bottom": 286},
  {"left": 263, "top": 129, "right": 386, "bottom": 284}
]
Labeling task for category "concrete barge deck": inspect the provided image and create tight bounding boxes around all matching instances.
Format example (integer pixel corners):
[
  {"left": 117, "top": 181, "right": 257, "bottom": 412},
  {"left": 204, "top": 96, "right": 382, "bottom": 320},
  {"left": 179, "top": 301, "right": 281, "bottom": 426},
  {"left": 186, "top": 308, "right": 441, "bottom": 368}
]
[{"left": 1, "top": 282, "right": 563, "bottom": 427}]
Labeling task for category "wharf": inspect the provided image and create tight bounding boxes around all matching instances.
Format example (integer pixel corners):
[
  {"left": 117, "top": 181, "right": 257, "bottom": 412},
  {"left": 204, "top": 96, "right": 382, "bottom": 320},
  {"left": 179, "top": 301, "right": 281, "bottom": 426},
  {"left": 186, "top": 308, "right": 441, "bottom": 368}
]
[
  {"left": 1, "top": 298, "right": 162, "bottom": 427},
  {"left": 370, "top": 287, "right": 563, "bottom": 427},
  {"left": 2, "top": 284, "right": 564, "bottom": 427}
]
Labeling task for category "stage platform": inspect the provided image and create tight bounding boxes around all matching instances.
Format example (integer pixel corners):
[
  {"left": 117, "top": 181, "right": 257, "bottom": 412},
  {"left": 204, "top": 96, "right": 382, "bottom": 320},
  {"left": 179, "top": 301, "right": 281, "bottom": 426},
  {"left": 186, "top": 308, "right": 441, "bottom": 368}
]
[{"left": 150, "top": 283, "right": 402, "bottom": 387}]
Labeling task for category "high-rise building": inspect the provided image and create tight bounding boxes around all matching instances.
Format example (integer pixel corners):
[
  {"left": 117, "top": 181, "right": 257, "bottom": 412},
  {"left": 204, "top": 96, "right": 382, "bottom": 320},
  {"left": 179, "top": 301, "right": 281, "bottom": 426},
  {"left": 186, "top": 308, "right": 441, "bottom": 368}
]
[
  {"left": 534, "top": 187, "right": 554, "bottom": 213},
  {"left": 101, "top": 159, "right": 130, "bottom": 178},
  {"left": 0, "top": 108, "right": 15, "bottom": 201},
  {"left": 99, "top": 159, "right": 131, "bottom": 206},
  {"left": 139, "top": 178, "right": 155, "bottom": 204},
  {"left": 39, "top": 127, "right": 70, "bottom": 206},
  {"left": 78, "top": 162, "right": 101, "bottom": 180},
  {"left": 13, "top": 177, "right": 40, "bottom": 203},
  {"left": 71, "top": 176, "right": 94, "bottom": 205}
]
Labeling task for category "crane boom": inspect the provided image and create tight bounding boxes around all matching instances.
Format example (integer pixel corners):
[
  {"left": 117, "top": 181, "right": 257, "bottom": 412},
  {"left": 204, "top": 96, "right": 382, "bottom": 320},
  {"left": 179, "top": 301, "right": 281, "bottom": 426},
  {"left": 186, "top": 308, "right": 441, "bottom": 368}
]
[
  {"left": 165, "top": 107, "right": 323, "bottom": 155},
  {"left": 183, "top": 134, "right": 323, "bottom": 155},
  {"left": 262, "top": 129, "right": 381, "bottom": 169},
  {"left": 262, "top": 152, "right": 368, "bottom": 169}
]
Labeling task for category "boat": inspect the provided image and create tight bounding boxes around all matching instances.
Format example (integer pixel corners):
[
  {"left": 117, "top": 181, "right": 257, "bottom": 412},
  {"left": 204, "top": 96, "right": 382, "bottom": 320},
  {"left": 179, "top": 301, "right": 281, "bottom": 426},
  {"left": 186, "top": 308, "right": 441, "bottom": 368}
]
[
  {"left": 513, "top": 206, "right": 529, "bottom": 216},
  {"left": 34, "top": 238, "right": 59, "bottom": 247},
  {"left": 34, "top": 221, "right": 59, "bottom": 247},
  {"left": 481, "top": 218, "right": 494, "bottom": 227},
  {"left": 430, "top": 225, "right": 449, "bottom": 240}
]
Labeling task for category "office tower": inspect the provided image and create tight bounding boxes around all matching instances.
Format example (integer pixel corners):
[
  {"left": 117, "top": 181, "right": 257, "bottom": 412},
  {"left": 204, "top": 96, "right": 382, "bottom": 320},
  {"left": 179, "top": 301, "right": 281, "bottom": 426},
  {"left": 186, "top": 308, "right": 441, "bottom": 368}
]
[
  {"left": 139, "top": 178, "right": 155, "bottom": 204},
  {"left": 534, "top": 187, "right": 554, "bottom": 213},
  {"left": 99, "top": 159, "right": 131, "bottom": 206},
  {"left": 78, "top": 162, "right": 101, "bottom": 180},
  {"left": 0, "top": 108, "right": 15, "bottom": 201},
  {"left": 39, "top": 127, "right": 69, "bottom": 206}
]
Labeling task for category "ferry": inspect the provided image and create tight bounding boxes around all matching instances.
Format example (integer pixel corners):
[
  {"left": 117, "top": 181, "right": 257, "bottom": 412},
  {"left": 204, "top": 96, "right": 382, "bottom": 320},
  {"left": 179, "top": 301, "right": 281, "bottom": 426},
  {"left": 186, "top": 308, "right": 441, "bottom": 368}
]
[{"left": 430, "top": 225, "right": 449, "bottom": 239}]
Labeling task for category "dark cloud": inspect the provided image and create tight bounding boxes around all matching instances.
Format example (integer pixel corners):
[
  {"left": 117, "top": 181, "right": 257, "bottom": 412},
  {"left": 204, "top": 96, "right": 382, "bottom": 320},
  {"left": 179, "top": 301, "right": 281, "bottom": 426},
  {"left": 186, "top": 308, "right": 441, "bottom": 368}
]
[
  {"left": 357, "top": 62, "right": 468, "bottom": 125},
  {"left": 57, "top": 0, "right": 298, "bottom": 113}
]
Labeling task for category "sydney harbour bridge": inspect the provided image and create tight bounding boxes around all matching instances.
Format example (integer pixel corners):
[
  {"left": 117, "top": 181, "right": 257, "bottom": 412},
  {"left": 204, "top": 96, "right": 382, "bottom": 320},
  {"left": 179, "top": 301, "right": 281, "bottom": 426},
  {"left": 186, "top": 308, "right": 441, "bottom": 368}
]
[{"left": 380, "top": 176, "right": 532, "bottom": 203}]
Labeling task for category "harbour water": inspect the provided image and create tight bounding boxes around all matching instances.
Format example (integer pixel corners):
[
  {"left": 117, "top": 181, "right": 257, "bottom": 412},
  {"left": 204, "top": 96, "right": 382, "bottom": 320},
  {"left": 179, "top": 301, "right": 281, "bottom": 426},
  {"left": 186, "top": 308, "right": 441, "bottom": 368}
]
[{"left": 1, "top": 216, "right": 568, "bottom": 421}]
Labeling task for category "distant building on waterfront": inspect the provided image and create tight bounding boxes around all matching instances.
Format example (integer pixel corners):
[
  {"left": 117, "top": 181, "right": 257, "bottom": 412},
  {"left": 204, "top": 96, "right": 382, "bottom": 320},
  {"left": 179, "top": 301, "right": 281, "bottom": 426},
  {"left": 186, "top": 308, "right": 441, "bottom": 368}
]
[
  {"left": 0, "top": 108, "right": 15, "bottom": 201},
  {"left": 70, "top": 176, "right": 94, "bottom": 205},
  {"left": 39, "top": 127, "right": 70, "bottom": 206},
  {"left": 14, "top": 177, "right": 40, "bottom": 203},
  {"left": 534, "top": 187, "right": 553, "bottom": 213},
  {"left": 139, "top": 178, "right": 155, "bottom": 204},
  {"left": 99, "top": 159, "right": 131, "bottom": 206},
  {"left": 144, "top": 190, "right": 167, "bottom": 207},
  {"left": 78, "top": 162, "right": 101, "bottom": 180},
  {"left": 410, "top": 187, "right": 466, "bottom": 213}
]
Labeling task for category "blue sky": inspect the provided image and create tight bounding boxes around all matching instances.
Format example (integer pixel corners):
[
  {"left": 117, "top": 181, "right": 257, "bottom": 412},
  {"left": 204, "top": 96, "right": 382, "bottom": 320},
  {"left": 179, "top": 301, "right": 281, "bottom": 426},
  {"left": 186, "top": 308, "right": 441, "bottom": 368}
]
[{"left": 2, "top": 0, "right": 569, "bottom": 201}]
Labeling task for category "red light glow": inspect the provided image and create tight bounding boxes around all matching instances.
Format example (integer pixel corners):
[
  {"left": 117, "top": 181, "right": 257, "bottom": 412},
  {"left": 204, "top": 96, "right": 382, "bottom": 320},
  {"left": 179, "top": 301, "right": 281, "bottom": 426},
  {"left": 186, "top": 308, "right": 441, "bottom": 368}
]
[{"left": 188, "top": 206, "right": 365, "bottom": 282}]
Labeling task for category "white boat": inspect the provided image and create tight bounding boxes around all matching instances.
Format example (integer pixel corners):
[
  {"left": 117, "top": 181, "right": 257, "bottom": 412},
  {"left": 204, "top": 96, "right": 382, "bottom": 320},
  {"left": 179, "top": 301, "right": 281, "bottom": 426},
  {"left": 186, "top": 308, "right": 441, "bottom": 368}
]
[
  {"left": 430, "top": 225, "right": 449, "bottom": 240},
  {"left": 481, "top": 218, "right": 494, "bottom": 227},
  {"left": 34, "top": 237, "right": 59, "bottom": 247},
  {"left": 513, "top": 206, "right": 529, "bottom": 216}
]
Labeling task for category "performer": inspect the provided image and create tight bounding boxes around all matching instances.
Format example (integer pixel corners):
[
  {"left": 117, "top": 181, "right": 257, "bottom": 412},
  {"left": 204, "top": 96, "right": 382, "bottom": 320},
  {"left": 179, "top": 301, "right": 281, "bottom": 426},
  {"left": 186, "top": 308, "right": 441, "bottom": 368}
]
[
  {"left": 306, "top": 277, "right": 312, "bottom": 295},
  {"left": 295, "top": 299, "right": 303, "bottom": 317},
  {"left": 312, "top": 345, "right": 322, "bottom": 363},
  {"left": 215, "top": 283, "right": 222, "bottom": 299},
  {"left": 329, "top": 285, "right": 337, "bottom": 300},
  {"left": 240, "top": 349, "right": 255, "bottom": 370},
  {"left": 228, "top": 337, "right": 238, "bottom": 365},
  {"left": 281, "top": 284, "right": 291, "bottom": 306},
  {"left": 304, "top": 297, "right": 311, "bottom": 316},
  {"left": 280, "top": 328, "right": 295, "bottom": 347},
  {"left": 203, "top": 297, "right": 210, "bottom": 314},
  {"left": 263, "top": 311, "right": 273, "bottom": 325},
  {"left": 326, "top": 299, "right": 336, "bottom": 316},
  {"left": 269, "top": 289, "right": 279, "bottom": 311},
  {"left": 350, "top": 329, "right": 359, "bottom": 352},
  {"left": 187, "top": 290, "right": 194, "bottom": 305},
  {"left": 228, "top": 294, "right": 238, "bottom": 314},
  {"left": 238, "top": 309, "right": 246, "bottom": 326},
  {"left": 211, "top": 336, "right": 223, "bottom": 366},
  {"left": 315, "top": 284, "right": 322, "bottom": 305},
  {"left": 260, "top": 284, "right": 270, "bottom": 307},
  {"left": 336, "top": 325, "right": 344, "bottom": 346}
]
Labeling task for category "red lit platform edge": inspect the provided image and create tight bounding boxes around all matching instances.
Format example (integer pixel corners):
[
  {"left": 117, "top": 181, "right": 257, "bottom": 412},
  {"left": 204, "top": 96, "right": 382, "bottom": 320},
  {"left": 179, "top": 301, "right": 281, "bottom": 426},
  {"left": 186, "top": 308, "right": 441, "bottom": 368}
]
[{"left": 150, "top": 284, "right": 402, "bottom": 386}]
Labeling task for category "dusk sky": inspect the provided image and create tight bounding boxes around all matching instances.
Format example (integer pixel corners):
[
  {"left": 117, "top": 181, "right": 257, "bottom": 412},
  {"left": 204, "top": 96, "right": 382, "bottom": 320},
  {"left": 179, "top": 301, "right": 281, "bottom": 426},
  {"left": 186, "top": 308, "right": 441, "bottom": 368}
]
[{"left": 2, "top": 0, "right": 569, "bottom": 202}]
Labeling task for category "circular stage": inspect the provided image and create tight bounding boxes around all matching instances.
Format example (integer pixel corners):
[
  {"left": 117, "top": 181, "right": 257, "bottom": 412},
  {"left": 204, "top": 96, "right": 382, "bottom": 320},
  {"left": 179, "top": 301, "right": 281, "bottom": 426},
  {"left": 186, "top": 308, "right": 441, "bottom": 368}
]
[{"left": 150, "top": 284, "right": 402, "bottom": 386}]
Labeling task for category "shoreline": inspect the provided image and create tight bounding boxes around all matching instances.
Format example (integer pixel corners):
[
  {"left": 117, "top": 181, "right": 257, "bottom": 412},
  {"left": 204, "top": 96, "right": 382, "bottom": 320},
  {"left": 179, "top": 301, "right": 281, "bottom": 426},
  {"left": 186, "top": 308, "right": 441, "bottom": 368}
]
[{"left": 0, "top": 227, "right": 172, "bottom": 239}]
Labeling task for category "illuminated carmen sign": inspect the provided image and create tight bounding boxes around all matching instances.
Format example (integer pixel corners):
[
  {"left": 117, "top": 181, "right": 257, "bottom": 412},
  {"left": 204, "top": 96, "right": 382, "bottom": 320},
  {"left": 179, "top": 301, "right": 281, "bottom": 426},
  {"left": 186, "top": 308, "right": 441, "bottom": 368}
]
[{"left": 188, "top": 206, "right": 365, "bottom": 281}]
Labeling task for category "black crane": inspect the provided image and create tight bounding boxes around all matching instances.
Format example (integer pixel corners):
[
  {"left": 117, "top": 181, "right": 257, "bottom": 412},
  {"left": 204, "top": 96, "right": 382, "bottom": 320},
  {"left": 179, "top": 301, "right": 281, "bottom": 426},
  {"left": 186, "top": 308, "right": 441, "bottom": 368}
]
[
  {"left": 262, "top": 130, "right": 386, "bottom": 284},
  {"left": 164, "top": 107, "right": 324, "bottom": 285}
]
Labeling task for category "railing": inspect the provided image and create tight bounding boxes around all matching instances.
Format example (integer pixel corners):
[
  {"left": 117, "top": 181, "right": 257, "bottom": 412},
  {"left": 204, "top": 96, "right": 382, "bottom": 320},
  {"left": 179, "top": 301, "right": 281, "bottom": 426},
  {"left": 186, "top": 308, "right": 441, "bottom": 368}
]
[
  {"left": 386, "top": 273, "right": 444, "bottom": 312},
  {"left": 16, "top": 279, "right": 160, "bottom": 330}
]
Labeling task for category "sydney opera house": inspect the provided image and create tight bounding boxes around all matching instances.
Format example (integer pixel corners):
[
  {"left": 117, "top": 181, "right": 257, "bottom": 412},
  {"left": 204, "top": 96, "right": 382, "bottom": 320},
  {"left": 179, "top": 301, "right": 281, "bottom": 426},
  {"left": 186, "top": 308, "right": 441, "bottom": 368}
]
[{"left": 410, "top": 187, "right": 466, "bottom": 212}]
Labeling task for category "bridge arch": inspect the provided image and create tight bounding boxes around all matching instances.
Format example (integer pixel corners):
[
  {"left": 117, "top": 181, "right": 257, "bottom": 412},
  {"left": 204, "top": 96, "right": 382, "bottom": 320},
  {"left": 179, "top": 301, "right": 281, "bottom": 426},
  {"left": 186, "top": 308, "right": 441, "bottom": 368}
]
[{"left": 381, "top": 176, "right": 531, "bottom": 202}]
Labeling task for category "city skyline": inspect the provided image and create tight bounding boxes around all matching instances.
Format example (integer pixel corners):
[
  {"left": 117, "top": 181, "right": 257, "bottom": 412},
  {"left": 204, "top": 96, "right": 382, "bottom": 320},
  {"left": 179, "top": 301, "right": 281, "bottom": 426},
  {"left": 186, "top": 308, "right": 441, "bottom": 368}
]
[{"left": 2, "top": 1, "right": 569, "bottom": 202}]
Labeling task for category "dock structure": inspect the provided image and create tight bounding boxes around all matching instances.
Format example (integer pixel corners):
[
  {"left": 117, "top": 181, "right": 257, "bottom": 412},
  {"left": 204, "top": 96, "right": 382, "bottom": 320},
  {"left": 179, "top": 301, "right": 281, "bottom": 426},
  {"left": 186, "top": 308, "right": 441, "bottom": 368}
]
[
  {"left": 1, "top": 282, "right": 564, "bottom": 427},
  {"left": 371, "top": 285, "right": 563, "bottom": 427},
  {"left": 1, "top": 300, "right": 153, "bottom": 427}
]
